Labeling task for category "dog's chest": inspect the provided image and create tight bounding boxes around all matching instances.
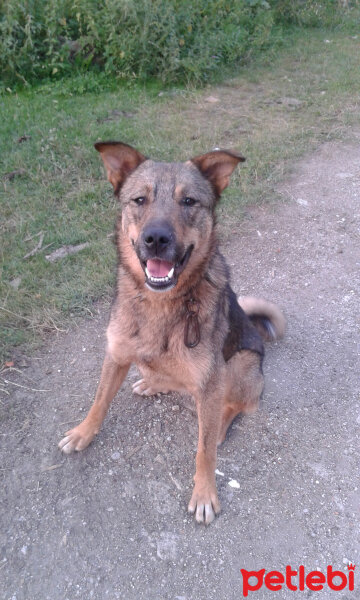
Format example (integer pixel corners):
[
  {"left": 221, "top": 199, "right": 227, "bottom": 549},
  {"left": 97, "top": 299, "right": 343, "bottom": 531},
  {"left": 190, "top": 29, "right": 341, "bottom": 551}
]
[
  {"left": 134, "top": 316, "right": 185, "bottom": 365},
  {"left": 108, "top": 295, "right": 215, "bottom": 388},
  {"left": 133, "top": 310, "right": 212, "bottom": 388}
]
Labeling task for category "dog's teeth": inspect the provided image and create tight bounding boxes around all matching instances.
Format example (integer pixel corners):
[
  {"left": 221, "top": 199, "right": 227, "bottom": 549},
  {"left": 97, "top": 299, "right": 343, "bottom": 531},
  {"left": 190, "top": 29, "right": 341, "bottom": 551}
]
[
  {"left": 147, "top": 273, "right": 174, "bottom": 284},
  {"left": 146, "top": 266, "right": 174, "bottom": 284}
]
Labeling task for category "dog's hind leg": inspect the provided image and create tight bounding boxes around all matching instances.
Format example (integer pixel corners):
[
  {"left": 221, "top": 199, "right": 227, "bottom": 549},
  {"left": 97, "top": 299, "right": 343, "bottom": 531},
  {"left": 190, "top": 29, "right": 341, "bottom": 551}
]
[
  {"left": 218, "top": 350, "right": 264, "bottom": 445},
  {"left": 132, "top": 377, "right": 171, "bottom": 396},
  {"left": 132, "top": 367, "right": 185, "bottom": 397}
]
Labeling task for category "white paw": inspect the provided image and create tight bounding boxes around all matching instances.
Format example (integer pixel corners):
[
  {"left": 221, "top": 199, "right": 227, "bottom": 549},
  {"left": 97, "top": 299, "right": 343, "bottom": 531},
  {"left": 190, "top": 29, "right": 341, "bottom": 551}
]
[
  {"left": 132, "top": 378, "right": 158, "bottom": 396},
  {"left": 58, "top": 435, "right": 75, "bottom": 454},
  {"left": 58, "top": 424, "right": 95, "bottom": 454}
]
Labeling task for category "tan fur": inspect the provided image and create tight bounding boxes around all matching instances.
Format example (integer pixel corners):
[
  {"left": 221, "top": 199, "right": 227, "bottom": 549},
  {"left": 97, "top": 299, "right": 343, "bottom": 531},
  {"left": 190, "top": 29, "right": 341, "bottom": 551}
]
[
  {"left": 59, "top": 141, "right": 285, "bottom": 526},
  {"left": 238, "top": 296, "right": 286, "bottom": 339}
]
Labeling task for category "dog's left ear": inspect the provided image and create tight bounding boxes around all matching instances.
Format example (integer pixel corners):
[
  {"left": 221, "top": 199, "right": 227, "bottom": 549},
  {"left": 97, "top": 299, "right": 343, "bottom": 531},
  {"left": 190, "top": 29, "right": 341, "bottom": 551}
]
[
  {"left": 190, "top": 149, "right": 245, "bottom": 196},
  {"left": 94, "top": 141, "right": 147, "bottom": 195}
]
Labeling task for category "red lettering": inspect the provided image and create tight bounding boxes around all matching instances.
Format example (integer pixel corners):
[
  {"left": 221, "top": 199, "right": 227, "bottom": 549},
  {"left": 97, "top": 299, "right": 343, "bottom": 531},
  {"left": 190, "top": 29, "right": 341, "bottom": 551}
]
[
  {"left": 241, "top": 564, "right": 354, "bottom": 595},
  {"left": 306, "top": 571, "right": 325, "bottom": 591},
  {"left": 241, "top": 569, "right": 265, "bottom": 597},
  {"left": 264, "top": 571, "right": 284, "bottom": 591},
  {"left": 327, "top": 566, "right": 347, "bottom": 591},
  {"left": 299, "top": 565, "right": 305, "bottom": 591},
  {"left": 285, "top": 565, "right": 298, "bottom": 591},
  {"left": 349, "top": 570, "right": 354, "bottom": 591}
]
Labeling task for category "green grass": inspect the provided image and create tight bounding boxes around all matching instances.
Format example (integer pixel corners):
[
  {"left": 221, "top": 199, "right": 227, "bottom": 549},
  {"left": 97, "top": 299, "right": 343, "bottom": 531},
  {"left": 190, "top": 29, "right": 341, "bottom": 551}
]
[{"left": 1, "top": 27, "right": 360, "bottom": 360}]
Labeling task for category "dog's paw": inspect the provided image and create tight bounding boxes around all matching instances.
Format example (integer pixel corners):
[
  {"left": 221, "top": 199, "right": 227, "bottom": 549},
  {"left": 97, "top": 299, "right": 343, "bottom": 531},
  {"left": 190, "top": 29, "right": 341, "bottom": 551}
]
[
  {"left": 58, "top": 423, "right": 96, "bottom": 454},
  {"left": 132, "top": 378, "right": 169, "bottom": 397},
  {"left": 188, "top": 484, "right": 220, "bottom": 525}
]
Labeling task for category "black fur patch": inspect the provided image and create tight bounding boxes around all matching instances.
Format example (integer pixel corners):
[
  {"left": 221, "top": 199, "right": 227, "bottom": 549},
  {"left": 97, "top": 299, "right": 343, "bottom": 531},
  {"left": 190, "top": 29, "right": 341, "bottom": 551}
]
[
  {"left": 248, "top": 315, "right": 276, "bottom": 341},
  {"left": 161, "top": 336, "right": 169, "bottom": 353},
  {"left": 222, "top": 285, "right": 264, "bottom": 362}
]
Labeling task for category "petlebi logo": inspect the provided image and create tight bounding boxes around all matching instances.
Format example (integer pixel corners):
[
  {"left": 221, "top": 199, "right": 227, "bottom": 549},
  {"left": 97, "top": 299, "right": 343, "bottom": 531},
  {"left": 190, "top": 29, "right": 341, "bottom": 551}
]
[{"left": 240, "top": 564, "right": 355, "bottom": 596}]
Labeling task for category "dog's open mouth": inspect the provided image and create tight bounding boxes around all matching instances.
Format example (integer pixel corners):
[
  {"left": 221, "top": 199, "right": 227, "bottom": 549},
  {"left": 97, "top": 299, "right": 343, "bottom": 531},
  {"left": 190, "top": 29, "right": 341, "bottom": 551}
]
[
  {"left": 145, "top": 259, "right": 175, "bottom": 289},
  {"left": 143, "top": 245, "right": 193, "bottom": 292}
]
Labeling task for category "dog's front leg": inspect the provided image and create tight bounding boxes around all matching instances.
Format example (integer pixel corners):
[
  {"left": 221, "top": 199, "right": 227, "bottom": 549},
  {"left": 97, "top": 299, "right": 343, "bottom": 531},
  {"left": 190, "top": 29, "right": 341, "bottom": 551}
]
[
  {"left": 59, "top": 353, "right": 130, "bottom": 454},
  {"left": 188, "top": 377, "right": 224, "bottom": 525}
]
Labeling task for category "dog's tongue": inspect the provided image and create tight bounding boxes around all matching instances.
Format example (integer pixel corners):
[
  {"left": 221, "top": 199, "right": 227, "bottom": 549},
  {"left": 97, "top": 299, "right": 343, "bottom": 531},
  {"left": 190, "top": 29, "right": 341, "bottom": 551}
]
[{"left": 146, "top": 259, "right": 173, "bottom": 278}]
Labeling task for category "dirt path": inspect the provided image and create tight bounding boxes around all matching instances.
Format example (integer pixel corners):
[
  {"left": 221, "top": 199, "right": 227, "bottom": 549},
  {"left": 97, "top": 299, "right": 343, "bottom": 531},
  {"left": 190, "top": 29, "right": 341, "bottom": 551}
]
[{"left": 1, "top": 139, "right": 359, "bottom": 599}]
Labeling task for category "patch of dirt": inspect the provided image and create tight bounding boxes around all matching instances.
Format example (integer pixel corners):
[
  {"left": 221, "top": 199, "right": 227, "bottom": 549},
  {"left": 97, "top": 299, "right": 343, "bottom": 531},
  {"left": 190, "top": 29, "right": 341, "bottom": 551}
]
[
  {"left": 159, "top": 80, "right": 304, "bottom": 148},
  {"left": 1, "top": 139, "right": 359, "bottom": 599}
]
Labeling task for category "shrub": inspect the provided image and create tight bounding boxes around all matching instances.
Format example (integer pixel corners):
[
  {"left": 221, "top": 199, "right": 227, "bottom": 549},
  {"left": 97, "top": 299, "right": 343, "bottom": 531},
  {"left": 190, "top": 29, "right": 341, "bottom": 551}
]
[
  {"left": 270, "top": 0, "right": 358, "bottom": 27},
  {"left": 0, "top": 0, "right": 274, "bottom": 87},
  {"left": 0, "top": 0, "right": 356, "bottom": 88}
]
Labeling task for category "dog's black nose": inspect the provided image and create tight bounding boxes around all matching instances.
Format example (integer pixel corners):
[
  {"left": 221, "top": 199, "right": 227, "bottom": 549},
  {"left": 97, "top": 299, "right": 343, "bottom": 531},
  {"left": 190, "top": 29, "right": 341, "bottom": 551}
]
[{"left": 142, "top": 222, "right": 173, "bottom": 253}]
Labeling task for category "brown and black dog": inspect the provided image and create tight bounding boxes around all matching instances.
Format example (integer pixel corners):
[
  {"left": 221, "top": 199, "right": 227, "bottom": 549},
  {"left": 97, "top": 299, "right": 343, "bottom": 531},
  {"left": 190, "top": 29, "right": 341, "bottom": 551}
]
[{"left": 59, "top": 142, "right": 285, "bottom": 524}]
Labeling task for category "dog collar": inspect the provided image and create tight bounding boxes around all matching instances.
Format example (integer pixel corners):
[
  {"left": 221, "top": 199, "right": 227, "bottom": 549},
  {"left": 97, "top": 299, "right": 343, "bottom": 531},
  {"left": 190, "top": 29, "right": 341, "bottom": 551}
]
[{"left": 184, "top": 298, "right": 201, "bottom": 348}]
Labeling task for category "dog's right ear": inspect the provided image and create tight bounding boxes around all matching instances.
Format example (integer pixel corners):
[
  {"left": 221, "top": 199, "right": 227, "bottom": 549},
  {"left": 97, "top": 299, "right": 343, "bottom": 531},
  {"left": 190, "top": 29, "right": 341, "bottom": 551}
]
[{"left": 94, "top": 141, "right": 147, "bottom": 195}]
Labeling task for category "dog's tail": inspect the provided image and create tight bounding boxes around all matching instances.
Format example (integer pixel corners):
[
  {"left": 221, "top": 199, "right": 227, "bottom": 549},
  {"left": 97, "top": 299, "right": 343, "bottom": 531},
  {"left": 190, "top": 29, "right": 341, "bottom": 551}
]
[{"left": 238, "top": 296, "right": 286, "bottom": 342}]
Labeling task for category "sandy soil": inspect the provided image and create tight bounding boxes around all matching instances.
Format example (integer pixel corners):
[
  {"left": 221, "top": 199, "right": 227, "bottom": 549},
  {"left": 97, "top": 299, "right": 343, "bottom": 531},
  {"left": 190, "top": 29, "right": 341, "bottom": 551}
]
[{"left": 1, "top": 138, "right": 359, "bottom": 599}]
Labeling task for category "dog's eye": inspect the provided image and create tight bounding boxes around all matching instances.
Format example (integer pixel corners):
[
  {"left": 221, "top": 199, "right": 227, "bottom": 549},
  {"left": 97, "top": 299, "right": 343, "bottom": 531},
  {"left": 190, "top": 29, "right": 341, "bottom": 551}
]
[
  {"left": 132, "top": 197, "right": 146, "bottom": 206},
  {"left": 182, "top": 197, "right": 197, "bottom": 207}
]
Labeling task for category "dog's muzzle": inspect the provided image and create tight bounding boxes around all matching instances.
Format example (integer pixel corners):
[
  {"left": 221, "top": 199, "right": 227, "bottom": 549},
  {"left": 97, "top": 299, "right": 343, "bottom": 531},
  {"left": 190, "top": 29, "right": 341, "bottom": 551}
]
[{"left": 137, "top": 221, "right": 193, "bottom": 292}]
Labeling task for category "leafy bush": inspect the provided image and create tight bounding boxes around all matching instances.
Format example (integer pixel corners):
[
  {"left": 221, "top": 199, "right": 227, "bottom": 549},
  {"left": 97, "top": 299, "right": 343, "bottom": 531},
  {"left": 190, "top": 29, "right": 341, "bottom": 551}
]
[
  {"left": 0, "top": 0, "right": 274, "bottom": 87},
  {"left": 0, "top": 0, "right": 356, "bottom": 88},
  {"left": 270, "top": 0, "right": 359, "bottom": 27}
]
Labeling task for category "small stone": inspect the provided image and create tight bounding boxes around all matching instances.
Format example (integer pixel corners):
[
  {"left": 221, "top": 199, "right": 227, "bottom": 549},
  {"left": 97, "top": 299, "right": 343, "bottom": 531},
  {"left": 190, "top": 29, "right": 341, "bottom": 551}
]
[
  {"left": 336, "top": 172, "right": 354, "bottom": 179},
  {"left": 111, "top": 451, "right": 121, "bottom": 460},
  {"left": 296, "top": 198, "right": 308, "bottom": 206},
  {"left": 228, "top": 479, "right": 240, "bottom": 489},
  {"left": 9, "top": 277, "right": 22, "bottom": 289}
]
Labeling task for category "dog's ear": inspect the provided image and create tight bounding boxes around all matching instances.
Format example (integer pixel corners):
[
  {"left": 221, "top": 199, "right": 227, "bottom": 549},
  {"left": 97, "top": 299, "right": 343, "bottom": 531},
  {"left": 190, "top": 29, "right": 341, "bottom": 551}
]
[
  {"left": 94, "top": 141, "right": 147, "bottom": 195},
  {"left": 190, "top": 149, "right": 245, "bottom": 196}
]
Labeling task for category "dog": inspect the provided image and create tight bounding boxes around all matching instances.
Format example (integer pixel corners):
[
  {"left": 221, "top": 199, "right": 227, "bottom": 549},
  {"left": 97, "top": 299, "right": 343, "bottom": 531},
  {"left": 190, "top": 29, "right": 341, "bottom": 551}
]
[{"left": 59, "top": 141, "right": 285, "bottom": 525}]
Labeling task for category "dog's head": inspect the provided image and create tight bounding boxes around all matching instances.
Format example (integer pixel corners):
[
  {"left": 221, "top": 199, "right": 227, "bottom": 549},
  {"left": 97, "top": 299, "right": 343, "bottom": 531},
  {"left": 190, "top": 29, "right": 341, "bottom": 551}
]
[{"left": 95, "top": 141, "right": 245, "bottom": 292}]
